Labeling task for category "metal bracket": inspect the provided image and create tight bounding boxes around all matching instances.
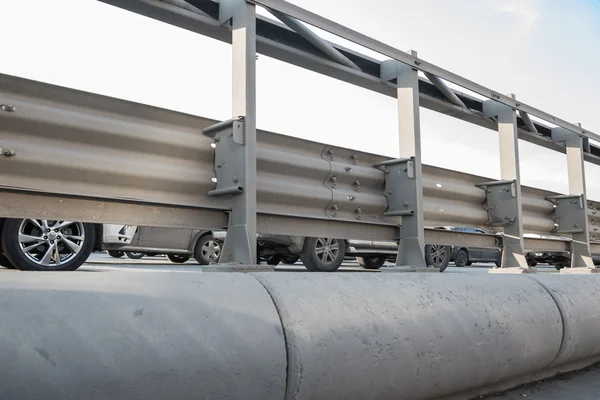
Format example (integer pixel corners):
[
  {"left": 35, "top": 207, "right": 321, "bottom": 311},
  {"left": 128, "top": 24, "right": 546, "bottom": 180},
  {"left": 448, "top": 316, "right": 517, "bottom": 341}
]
[
  {"left": 218, "top": 0, "right": 245, "bottom": 25},
  {"left": 482, "top": 99, "right": 514, "bottom": 119},
  {"left": 203, "top": 117, "right": 245, "bottom": 197},
  {"left": 476, "top": 180, "right": 517, "bottom": 227},
  {"left": 374, "top": 158, "right": 416, "bottom": 217},
  {"left": 551, "top": 126, "right": 582, "bottom": 146},
  {"left": 546, "top": 194, "right": 586, "bottom": 234}
]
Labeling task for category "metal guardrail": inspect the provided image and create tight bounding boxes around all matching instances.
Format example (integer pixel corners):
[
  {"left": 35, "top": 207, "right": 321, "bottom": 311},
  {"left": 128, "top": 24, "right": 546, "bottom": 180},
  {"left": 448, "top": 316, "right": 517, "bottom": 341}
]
[
  {"left": 2, "top": 0, "right": 598, "bottom": 271},
  {"left": 0, "top": 73, "right": 593, "bottom": 248}
]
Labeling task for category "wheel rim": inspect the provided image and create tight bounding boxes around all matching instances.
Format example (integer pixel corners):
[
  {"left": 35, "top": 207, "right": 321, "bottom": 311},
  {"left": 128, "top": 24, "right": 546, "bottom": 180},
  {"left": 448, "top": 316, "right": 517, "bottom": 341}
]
[
  {"left": 458, "top": 252, "right": 467, "bottom": 264},
  {"left": 18, "top": 220, "right": 85, "bottom": 267},
  {"left": 315, "top": 238, "right": 340, "bottom": 264},
  {"left": 429, "top": 245, "right": 447, "bottom": 266},
  {"left": 202, "top": 240, "right": 220, "bottom": 262}
]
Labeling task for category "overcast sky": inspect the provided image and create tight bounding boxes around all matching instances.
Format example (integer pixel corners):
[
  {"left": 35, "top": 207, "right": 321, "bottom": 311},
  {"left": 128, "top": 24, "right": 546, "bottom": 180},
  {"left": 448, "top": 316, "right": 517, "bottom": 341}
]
[{"left": 2, "top": 0, "right": 600, "bottom": 198}]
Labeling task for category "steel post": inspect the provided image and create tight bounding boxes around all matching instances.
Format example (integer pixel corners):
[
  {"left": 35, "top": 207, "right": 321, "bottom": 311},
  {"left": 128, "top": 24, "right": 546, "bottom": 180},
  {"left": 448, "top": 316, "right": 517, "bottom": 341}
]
[
  {"left": 381, "top": 56, "right": 427, "bottom": 268},
  {"left": 483, "top": 99, "right": 530, "bottom": 272},
  {"left": 552, "top": 127, "right": 595, "bottom": 271},
  {"left": 218, "top": 0, "right": 258, "bottom": 264}
]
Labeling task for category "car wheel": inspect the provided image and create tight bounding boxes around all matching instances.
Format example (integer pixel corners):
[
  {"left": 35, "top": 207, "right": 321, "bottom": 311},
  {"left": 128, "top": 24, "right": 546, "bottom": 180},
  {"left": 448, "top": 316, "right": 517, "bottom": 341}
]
[
  {"left": 454, "top": 249, "right": 468, "bottom": 268},
  {"left": 0, "top": 252, "right": 16, "bottom": 269},
  {"left": 125, "top": 252, "right": 144, "bottom": 260},
  {"left": 107, "top": 250, "right": 124, "bottom": 258},
  {"left": 2, "top": 219, "right": 95, "bottom": 271},
  {"left": 527, "top": 259, "right": 538, "bottom": 267},
  {"left": 300, "top": 237, "right": 346, "bottom": 272},
  {"left": 356, "top": 256, "right": 385, "bottom": 270},
  {"left": 466, "top": 261, "right": 473, "bottom": 266},
  {"left": 194, "top": 234, "right": 221, "bottom": 265},
  {"left": 555, "top": 263, "right": 568, "bottom": 270},
  {"left": 424, "top": 244, "right": 451, "bottom": 272},
  {"left": 495, "top": 259, "right": 502, "bottom": 268},
  {"left": 167, "top": 254, "right": 190, "bottom": 263},
  {"left": 281, "top": 255, "right": 300, "bottom": 265}
]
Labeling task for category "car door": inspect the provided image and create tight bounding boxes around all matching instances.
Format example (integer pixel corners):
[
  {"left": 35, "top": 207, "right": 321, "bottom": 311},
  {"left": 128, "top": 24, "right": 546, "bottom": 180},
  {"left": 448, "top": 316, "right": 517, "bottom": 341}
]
[
  {"left": 137, "top": 226, "right": 194, "bottom": 251},
  {"left": 463, "top": 228, "right": 482, "bottom": 261},
  {"left": 473, "top": 228, "right": 498, "bottom": 262}
]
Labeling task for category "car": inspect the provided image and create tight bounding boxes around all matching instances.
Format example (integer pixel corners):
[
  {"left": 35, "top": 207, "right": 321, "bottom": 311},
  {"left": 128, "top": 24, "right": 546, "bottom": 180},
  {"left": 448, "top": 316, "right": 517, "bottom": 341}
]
[
  {"left": 249, "top": 234, "right": 453, "bottom": 272},
  {"left": 435, "top": 226, "right": 502, "bottom": 267},
  {"left": 102, "top": 225, "right": 221, "bottom": 265}
]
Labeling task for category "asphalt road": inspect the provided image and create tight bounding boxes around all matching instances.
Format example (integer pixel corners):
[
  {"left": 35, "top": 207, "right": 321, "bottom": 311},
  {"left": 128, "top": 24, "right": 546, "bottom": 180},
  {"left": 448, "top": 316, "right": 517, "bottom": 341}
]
[{"left": 74, "top": 252, "right": 561, "bottom": 274}]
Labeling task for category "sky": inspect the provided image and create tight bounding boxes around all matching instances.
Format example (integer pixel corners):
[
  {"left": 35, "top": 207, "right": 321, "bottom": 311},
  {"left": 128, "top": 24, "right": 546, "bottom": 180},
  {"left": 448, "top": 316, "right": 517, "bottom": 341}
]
[{"left": 2, "top": 0, "right": 600, "bottom": 198}]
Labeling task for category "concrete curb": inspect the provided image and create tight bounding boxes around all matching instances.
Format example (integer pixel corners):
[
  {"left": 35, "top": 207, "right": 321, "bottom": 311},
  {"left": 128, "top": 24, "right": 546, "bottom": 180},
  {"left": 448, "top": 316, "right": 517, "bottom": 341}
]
[
  {"left": 2, "top": 271, "right": 600, "bottom": 399},
  {"left": 0, "top": 272, "right": 286, "bottom": 400}
]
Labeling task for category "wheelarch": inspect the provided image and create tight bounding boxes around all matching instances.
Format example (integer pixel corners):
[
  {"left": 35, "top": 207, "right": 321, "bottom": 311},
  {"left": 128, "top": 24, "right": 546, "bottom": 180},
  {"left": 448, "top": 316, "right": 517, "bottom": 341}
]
[{"left": 189, "top": 230, "right": 213, "bottom": 252}]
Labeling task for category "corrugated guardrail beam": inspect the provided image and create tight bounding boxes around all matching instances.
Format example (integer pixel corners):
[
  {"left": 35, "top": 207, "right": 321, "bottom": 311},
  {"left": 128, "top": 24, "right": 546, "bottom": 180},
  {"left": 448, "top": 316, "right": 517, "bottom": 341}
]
[{"left": 0, "top": 72, "right": 597, "bottom": 252}]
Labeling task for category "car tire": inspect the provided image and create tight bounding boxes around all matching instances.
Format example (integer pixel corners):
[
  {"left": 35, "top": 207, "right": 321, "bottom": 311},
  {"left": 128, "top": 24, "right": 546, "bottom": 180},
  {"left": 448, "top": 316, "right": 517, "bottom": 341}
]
[
  {"left": 424, "top": 244, "right": 451, "bottom": 272},
  {"left": 107, "top": 250, "right": 124, "bottom": 258},
  {"left": 555, "top": 263, "right": 568, "bottom": 270},
  {"left": 454, "top": 249, "right": 469, "bottom": 268},
  {"left": 125, "top": 252, "right": 144, "bottom": 260},
  {"left": 495, "top": 259, "right": 502, "bottom": 268},
  {"left": 194, "top": 234, "right": 221, "bottom": 265},
  {"left": 527, "top": 259, "right": 538, "bottom": 267},
  {"left": 466, "top": 261, "right": 473, "bottom": 266},
  {"left": 356, "top": 256, "right": 385, "bottom": 270},
  {"left": 167, "top": 254, "right": 190, "bottom": 263},
  {"left": 2, "top": 218, "right": 95, "bottom": 271},
  {"left": 0, "top": 252, "right": 16, "bottom": 269},
  {"left": 300, "top": 237, "right": 346, "bottom": 272},
  {"left": 281, "top": 255, "right": 300, "bottom": 265}
]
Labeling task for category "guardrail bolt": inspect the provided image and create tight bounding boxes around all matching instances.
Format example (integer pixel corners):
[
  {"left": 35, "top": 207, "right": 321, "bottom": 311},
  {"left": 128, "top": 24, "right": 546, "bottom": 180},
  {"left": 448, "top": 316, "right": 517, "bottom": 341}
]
[
  {"left": 353, "top": 179, "right": 361, "bottom": 191},
  {"left": 332, "top": 204, "right": 338, "bottom": 211},
  {"left": 404, "top": 201, "right": 409, "bottom": 207},
  {"left": 345, "top": 166, "right": 352, "bottom": 172},
  {"left": 233, "top": 176, "right": 239, "bottom": 183},
  {"left": 0, "top": 105, "right": 16, "bottom": 112},
  {"left": 351, "top": 153, "right": 358, "bottom": 164},
  {"left": 347, "top": 195, "right": 355, "bottom": 201},
  {"left": 327, "top": 148, "right": 335, "bottom": 160}
]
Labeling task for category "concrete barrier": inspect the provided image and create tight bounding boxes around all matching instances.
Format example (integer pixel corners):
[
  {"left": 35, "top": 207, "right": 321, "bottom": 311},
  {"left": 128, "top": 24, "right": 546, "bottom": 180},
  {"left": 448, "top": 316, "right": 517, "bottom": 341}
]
[
  {"left": 3, "top": 271, "right": 600, "bottom": 400},
  {"left": 0, "top": 272, "right": 286, "bottom": 400},
  {"left": 254, "top": 273, "right": 563, "bottom": 400},
  {"left": 532, "top": 275, "right": 600, "bottom": 368}
]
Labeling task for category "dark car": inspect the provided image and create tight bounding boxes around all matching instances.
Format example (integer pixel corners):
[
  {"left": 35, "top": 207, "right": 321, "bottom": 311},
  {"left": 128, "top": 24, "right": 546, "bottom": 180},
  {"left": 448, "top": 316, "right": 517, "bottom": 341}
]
[{"left": 435, "top": 226, "right": 502, "bottom": 267}]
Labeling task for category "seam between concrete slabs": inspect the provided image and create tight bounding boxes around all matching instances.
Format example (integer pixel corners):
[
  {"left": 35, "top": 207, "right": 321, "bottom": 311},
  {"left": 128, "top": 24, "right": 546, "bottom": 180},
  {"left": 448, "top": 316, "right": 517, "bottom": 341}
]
[
  {"left": 251, "top": 274, "right": 295, "bottom": 400},
  {"left": 525, "top": 275, "right": 568, "bottom": 368}
]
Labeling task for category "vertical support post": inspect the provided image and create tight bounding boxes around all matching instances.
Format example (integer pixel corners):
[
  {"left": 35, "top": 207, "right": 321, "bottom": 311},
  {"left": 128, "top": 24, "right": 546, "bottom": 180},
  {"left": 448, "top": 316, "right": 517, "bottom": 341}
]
[
  {"left": 552, "top": 127, "right": 595, "bottom": 272},
  {"left": 216, "top": 0, "right": 257, "bottom": 264},
  {"left": 381, "top": 54, "right": 427, "bottom": 269},
  {"left": 483, "top": 97, "right": 530, "bottom": 273}
]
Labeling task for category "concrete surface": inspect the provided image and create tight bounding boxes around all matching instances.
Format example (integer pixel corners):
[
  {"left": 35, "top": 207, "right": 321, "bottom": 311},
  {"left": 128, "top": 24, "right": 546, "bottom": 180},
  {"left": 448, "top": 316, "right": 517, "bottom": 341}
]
[
  {"left": 0, "top": 253, "right": 594, "bottom": 400},
  {"left": 253, "top": 273, "right": 562, "bottom": 400},
  {"left": 0, "top": 272, "right": 286, "bottom": 400}
]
